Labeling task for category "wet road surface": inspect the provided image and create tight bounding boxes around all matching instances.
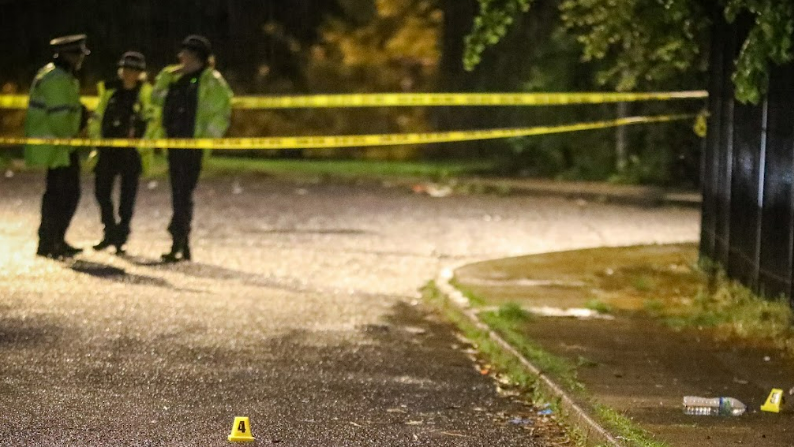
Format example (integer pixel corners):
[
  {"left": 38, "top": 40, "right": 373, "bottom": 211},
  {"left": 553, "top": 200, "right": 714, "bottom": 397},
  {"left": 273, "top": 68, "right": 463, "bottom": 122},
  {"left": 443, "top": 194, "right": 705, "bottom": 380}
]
[{"left": 0, "top": 174, "right": 699, "bottom": 445}]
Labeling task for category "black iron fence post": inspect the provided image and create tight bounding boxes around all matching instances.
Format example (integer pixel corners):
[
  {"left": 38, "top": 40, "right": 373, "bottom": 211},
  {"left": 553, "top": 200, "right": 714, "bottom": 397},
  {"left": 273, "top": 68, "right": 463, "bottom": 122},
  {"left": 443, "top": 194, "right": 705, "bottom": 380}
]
[{"left": 701, "top": 11, "right": 794, "bottom": 307}]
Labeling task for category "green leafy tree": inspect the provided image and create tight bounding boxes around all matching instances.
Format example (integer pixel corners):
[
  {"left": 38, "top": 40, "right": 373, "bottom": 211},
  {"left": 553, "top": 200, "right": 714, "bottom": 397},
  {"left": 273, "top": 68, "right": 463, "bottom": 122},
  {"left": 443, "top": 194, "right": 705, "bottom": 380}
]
[
  {"left": 464, "top": 0, "right": 793, "bottom": 103},
  {"left": 559, "top": 0, "right": 708, "bottom": 91},
  {"left": 725, "top": 0, "right": 794, "bottom": 103}
]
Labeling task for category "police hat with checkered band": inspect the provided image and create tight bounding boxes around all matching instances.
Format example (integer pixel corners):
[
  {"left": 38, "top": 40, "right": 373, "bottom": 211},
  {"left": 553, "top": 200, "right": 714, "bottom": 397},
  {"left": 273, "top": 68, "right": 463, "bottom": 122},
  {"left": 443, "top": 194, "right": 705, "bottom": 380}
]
[
  {"left": 50, "top": 34, "right": 90, "bottom": 55},
  {"left": 118, "top": 51, "right": 146, "bottom": 71}
]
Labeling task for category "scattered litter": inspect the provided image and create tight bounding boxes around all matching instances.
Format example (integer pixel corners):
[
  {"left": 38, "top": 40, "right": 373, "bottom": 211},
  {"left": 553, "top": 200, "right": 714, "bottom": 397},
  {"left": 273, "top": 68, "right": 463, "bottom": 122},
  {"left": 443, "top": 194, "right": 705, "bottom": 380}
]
[
  {"left": 477, "top": 305, "right": 613, "bottom": 320},
  {"left": 4, "top": 169, "right": 13, "bottom": 178},
  {"left": 528, "top": 306, "right": 613, "bottom": 319},
  {"left": 789, "top": 387, "right": 794, "bottom": 396},
  {"left": 463, "top": 278, "right": 586, "bottom": 288},
  {"left": 402, "top": 326, "right": 427, "bottom": 335},
  {"left": 405, "top": 420, "right": 424, "bottom": 425},
  {"left": 683, "top": 396, "right": 746, "bottom": 416},
  {"left": 764, "top": 356, "right": 771, "bottom": 362},
  {"left": 537, "top": 405, "right": 554, "bottom": 416},
  {"left": 437, "top": 431, "right": 470, "bottom": 438},
  {"left": 509, "top": 417, "right": 533, "bottom": 425},
  {"left": 497, "top": 386, "right": 521, "bottom": 397},
  {"left": 349, "top": 421, "right": 363, "bottom": 427},
  {"left": 412, "top": 183, "right": 452, "bottom": 197},
  {"left": 147, "top": 180, "right": 158, "bottom": 190},
  {"left": 604, "top": 268, "right": 614, "bottom": 276},
  {"left": 232, "top": 180, "right": 243, "bottom": 194}
]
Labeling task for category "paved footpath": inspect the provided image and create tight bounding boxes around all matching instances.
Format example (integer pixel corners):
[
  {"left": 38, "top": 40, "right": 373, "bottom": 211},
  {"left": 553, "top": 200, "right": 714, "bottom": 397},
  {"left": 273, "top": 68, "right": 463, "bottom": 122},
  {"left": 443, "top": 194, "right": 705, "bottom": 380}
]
[{"left": 0, "top": 173, "right": 699, "bottom": 446}]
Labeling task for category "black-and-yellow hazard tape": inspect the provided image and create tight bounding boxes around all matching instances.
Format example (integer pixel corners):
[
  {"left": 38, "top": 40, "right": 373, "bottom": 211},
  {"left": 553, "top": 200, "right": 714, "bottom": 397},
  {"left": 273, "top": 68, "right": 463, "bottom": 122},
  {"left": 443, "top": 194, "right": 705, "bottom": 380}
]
[
  {"left": 0, "top": 91, "right": 707, "bottom": 110},
  {"left": 0, "top": 114, "right": 694, "bottom": 150}
]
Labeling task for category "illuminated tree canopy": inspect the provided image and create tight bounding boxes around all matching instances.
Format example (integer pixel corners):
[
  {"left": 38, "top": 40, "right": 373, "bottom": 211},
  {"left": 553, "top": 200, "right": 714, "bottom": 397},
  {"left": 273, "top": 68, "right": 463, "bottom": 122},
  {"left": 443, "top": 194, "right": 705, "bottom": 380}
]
[{"left": 464, "top": 0, "right": 794, "bottom": 103}]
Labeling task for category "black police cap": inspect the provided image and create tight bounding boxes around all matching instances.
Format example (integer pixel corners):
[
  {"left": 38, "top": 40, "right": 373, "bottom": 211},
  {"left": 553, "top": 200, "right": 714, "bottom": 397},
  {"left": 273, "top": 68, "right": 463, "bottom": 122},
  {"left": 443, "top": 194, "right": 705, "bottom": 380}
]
[
  {"left": 181, "top": 35, "right": 212, "bottom": 60},
  {"left": 50, "top": 34, "right": 90, "bottom": 55},
  {"left": 118, "top": 51, "right": 146, "bottom": 71}
]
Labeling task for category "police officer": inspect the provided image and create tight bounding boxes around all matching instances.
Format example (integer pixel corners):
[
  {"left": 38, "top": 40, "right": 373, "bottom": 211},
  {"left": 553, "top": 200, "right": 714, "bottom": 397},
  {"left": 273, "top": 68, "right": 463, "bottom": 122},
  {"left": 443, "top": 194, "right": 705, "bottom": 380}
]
[
  {"left": 150, "top": 35, "right": 233, "bottom": 262},
  {"left": 88, "top": 51, "right": 154, "bottom": 254},
  {"left": 24, "top": 34, "right": 90, "bottom": 259}
]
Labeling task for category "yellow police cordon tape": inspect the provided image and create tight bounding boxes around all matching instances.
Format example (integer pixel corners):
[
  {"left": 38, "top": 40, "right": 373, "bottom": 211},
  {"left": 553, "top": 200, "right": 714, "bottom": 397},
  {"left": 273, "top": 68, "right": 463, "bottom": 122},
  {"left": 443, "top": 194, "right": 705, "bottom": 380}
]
[
  {"left": 229, "top": 91, "right": 707, "bottom": 109},
  {"left": 0, "top": 91, "right": 707, "bottom": 110},
  {"left": 0, "top": 114, "right": 694, "bottom": 150}
]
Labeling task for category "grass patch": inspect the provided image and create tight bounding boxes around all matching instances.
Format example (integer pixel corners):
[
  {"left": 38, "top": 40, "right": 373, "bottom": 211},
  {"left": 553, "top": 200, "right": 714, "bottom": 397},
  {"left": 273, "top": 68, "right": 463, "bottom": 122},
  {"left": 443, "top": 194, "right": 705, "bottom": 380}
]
[
  {"left": 424, "top": 281, "right": 666, "bottom": 447},
  {"left": 449, "top": 278, "right": 487, "bottom": 307},
  {"left": 630, "top": 274, "right": 655, "bottom": 292},
  {"left": 585, "top": 299, "right": 612, "bottom": 314},
  {"left": 642, "top": 299, "right": 665, "bottom": 316},
  {"left": 455, "top": 244, "right": 794, "bottom": 355},
  {"left": 494, "top": 302, "right": 532, "bottom": 322},
  {"left": 422, "top": 282, "right": 542, "bottom": 395},
  {"left": 201, "top": 156, "right": 495, "bottom": 180},
  {"left": 667, "top": 271, "right": 794, "bottom": 355},
  {"left": 440, "top": 244, "right": 794, "bottom": 446},
  {"left": 4, "top": 154, "right": 497, "bottom": 182},
  {"left": 479, "top": 305, "right": 583, "bottom": 394},
  {"left": 594, "top": 404, "right": 670, "bottom": 447}
]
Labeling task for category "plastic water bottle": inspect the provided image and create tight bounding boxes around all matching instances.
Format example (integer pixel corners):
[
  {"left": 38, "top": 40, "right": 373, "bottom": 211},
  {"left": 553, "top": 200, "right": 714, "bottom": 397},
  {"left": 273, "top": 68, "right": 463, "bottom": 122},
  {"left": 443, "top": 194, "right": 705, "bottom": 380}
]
[{"left": 683, "top": 396, "right": 746, "bottom": 416}]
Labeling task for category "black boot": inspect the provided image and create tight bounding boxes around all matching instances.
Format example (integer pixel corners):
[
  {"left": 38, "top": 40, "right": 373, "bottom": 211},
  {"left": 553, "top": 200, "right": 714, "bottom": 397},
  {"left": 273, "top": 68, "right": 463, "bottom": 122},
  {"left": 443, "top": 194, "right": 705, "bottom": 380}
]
[
  {"left": 182, "top": 240, "right": 191, "bottom": 261},
  {"left": 55, "top": 241, "right": 83, "bottom": 258},
  {"left": 161, "top": 236, "right": 189, "bottom": 263},
  {"left": 93, "top": 237, "right": 114, "bottom": 251},
  {"left": 113, "top": 227, "right": 129, "bottom": 255},
  {"left": 93, "top": 225, "right": 117, "bottom": 251},
  {"left": 36, "top": 240, "right": 58, "bottom": 259}
]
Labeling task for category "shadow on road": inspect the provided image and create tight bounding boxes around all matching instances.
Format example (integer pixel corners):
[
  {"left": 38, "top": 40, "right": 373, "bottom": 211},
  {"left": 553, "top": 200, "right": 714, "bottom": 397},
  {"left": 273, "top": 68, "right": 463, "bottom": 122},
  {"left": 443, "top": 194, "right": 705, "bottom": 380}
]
[
  {"left": 0, "top": 317, "right": 65, "bottom": 346},
  {"left": 253, "top": 227, "right": 373, "bottom": 236},
  {"left": 68, "top": 260, "right": 173, "bottom": 289},
  {"left": 121, "top": 254, "right": 310, "bottom": 294}
]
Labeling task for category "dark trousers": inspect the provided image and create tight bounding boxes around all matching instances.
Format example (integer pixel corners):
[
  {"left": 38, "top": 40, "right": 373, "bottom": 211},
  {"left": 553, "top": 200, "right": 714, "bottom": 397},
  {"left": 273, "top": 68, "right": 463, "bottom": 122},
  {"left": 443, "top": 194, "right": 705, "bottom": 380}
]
[
  {"left": 167, "top": 149, "right": 202, "bottom": 241},
  {"left": 94, "top": 147, "right": 141, "bottom": 244},
  {"left": 38, "top": 151, "right": 81, "bottom": 250}
]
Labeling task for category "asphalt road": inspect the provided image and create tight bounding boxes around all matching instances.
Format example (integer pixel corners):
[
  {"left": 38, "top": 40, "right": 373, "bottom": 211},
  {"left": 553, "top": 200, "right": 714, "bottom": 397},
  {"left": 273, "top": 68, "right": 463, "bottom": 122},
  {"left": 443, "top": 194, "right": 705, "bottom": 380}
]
[{"left": 0, "top": 173, "right": 700, "bottom": 446}]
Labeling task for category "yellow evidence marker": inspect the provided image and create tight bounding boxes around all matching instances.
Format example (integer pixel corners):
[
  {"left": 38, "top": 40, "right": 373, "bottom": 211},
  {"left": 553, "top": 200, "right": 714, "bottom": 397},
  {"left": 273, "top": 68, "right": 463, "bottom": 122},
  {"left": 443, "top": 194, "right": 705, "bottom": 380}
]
[
  {"left": 760, "top": 389, "right": 784, "bottom": 413},
  {"left": 228, "top": 416, "right": 255, "bottom": 443}
]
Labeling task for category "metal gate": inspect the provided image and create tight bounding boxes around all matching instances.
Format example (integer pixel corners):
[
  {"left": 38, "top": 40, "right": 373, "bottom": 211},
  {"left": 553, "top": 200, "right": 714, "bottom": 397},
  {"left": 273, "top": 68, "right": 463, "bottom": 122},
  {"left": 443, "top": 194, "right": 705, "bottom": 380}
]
[{"left": 700, "top": 12, "right": 794, "bottom": 305}]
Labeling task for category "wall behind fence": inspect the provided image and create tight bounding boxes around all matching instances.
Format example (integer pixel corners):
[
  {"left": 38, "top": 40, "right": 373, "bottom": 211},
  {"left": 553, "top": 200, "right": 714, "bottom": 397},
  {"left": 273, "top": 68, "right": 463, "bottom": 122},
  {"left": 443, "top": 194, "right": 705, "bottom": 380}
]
[{"left": 700, "top": 12, "right": 794, "bottom": 305}]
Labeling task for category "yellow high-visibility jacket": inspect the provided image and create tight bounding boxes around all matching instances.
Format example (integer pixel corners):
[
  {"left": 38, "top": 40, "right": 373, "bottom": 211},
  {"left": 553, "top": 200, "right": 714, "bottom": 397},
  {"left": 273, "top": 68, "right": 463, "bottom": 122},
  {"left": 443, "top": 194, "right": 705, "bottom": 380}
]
[
  {"left": 24, "top": 62, "right": 83, "bottom": 168},
  {"left": 149, "top": 64, "right": 233, "bottom": 140}
]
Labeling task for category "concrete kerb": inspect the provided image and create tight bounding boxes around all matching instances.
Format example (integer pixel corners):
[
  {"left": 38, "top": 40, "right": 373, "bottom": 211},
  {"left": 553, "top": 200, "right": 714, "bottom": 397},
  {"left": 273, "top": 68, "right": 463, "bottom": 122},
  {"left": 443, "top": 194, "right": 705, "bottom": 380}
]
[{"left": 434, "top": 265, "right": 623, "bottom": 447}]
